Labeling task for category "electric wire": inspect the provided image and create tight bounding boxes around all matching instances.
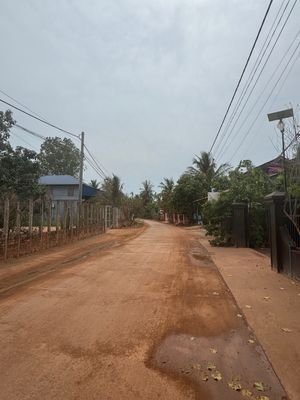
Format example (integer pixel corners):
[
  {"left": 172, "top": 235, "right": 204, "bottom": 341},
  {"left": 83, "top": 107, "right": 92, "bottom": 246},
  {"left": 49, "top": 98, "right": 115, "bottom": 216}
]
[
  {"left": 208, "top": 0, "right": 274, "bottom": 154},
  {"left": 213, "top": 0, "right": 290, "bottom": 158},
  {"left": 0, "top": 88, "right": 46, "bottom": 120},
  {"left": 0, "top": 97, "right": 80, "bottom": 139},
  {"left": 15, "top": 123, "right": 46, "bottom": 140},
  {"left": 228, "top": 40, "right": 300, "bottom": 163},
  {"left": 215, "top": 0, "right": 298, "bottom": 161},
  {"left": 240, "top": 48, "right": 300, "bottom": 160},
  {"left": 14, "top": 123, "right": 110, "bottom": 181},
  {"left": 10, "top": 131, "right": 40, "bottom": 152},
  {"left": 85, "top": 156, "right": 107, "bottom": 181},
  {"left": 218, "top": 27, "right": 300, "bottom": 162},
  {"left": 84, "top": 144, "right": 111, "bottom": 177}
]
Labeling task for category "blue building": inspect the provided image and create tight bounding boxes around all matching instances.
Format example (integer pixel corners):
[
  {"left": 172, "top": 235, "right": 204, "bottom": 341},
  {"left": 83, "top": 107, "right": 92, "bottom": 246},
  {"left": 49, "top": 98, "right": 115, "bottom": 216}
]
[{"left": 38, "top": 175, "right": 99, "bottom": 201}]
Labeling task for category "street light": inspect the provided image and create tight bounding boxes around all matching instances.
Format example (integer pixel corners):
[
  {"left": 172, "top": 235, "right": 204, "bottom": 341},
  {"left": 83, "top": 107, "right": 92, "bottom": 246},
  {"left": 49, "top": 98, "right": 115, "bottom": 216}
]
[{"left": 267, "top": 108, "right": 294, "bottom": 192}]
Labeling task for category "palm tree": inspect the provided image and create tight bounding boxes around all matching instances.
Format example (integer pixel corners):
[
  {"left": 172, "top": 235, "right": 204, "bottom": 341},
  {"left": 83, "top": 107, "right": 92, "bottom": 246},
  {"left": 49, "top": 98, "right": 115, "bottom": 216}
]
[
  {"left": 101, "top": 174, "right": 124, "bottom": 207},
  {"left": 159, "top": 178, "right": 174, "bottom": 193},
  {"left": 159, "top": 178, "right": 174, "bottom": 215},
  {"left": 90, "top": 179, "right": 100, "bottom": 189},
  {"left": 140, "top": 180, "right": 154, "bottom": 205},
  {"left": 188, "top": 151, "right": 229, "bottom": 189}
]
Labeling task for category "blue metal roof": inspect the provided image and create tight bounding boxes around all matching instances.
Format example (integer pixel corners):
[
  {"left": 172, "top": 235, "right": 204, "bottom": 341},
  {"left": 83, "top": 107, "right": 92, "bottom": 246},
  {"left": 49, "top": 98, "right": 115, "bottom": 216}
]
[{"left": 38, "top": 175, "right": 79, "bottom": 185}]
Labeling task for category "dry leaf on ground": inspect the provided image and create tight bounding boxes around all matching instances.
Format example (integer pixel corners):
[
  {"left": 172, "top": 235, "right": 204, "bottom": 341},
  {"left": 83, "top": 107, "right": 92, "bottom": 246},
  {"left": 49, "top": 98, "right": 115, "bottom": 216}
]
[
  {"left": 212, "top": 292, "right": 219, "bottom": 296},
  {"left": 210, "top": 348, "right": 218, "bottom": 354},
  {"left": 248, "top": 339, "right": 255, "bottom": 344},
  {"left": 237, "top": 313, "right": 243, "bottom": 318},
  {"left": 263, "top": 296, "right": 270, "bottom": 300},
  {"left": 258, "top": 396, "right": 270, "bottom": 400},
  {"left": 280, "top": 287, "right": 285, "bottom": 290},
  {"left": 207, "top": 362, "right": 216, "bottom": 370},
  {"left": 211, "top": 371, "right": 222, "bottom": 381},
  {"left": 228, "top": 381, "right": 242, "bottom": 391},
  {"left": 253, "top": 382, "right": 271, "bottom": 391},
  {"left": 192, "top": 363, "right": 201, "bottom": 370},
  {"left": 281, "top": 327, "right": 292, "bottom": 333},
  {"left": 241, "top": 389, "right": 252, "bottom": 397},
  {"left": 201, "top": 372, "right": 209, "bottom": 381},
  {"left": 245, "top": 305, "right": 252, "bottom": 309}
]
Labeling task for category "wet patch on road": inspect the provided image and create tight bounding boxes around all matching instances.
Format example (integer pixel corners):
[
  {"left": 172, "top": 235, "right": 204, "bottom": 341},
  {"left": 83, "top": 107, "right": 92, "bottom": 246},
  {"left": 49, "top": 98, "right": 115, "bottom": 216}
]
[{"left": 149, "top": 329, "right": 287, "bottom": 400}]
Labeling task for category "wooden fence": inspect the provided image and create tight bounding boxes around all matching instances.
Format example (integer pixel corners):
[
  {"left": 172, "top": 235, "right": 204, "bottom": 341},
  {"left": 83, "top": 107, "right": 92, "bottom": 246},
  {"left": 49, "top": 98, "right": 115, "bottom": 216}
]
[{"left": 0, "top": 198, "right": 121, "bottom": 261}]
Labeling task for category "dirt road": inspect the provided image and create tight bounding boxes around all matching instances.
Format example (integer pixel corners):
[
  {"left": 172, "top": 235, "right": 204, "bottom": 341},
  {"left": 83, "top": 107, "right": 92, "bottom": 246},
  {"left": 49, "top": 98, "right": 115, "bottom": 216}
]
[{"left": 0, "top": 221, "right": 287, "bottom": 399}]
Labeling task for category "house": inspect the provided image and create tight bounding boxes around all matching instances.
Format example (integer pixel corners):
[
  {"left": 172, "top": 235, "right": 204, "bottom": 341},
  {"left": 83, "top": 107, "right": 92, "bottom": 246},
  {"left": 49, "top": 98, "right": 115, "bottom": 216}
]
[
  {"left": 256, "top": 155, "right": 284, "bottom": 178},
  {"left": 38, "top": 175, "right": 99, "bottom": 201}
]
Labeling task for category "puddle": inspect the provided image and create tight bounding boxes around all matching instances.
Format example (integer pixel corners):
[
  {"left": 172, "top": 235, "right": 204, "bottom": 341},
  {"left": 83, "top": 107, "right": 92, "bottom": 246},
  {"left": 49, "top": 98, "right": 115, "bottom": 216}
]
[{"left": 149, "top": 330, "right": 287, "bottom": 400}]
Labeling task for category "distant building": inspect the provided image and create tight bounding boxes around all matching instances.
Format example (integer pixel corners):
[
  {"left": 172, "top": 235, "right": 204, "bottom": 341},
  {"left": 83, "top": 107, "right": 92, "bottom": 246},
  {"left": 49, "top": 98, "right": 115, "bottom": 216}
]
[
  {"left": 38, "top": 175, "right": 99, "bottom": 201},
  {"left": 256, "top": 155, "right": 283, "bottom": 178}
]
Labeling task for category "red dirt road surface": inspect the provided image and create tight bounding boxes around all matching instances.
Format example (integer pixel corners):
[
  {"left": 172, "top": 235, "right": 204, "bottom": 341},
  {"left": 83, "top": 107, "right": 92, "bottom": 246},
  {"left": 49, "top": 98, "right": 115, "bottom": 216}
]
[{"left": 0, "top": 221, "right": 287, "bottom": 399}]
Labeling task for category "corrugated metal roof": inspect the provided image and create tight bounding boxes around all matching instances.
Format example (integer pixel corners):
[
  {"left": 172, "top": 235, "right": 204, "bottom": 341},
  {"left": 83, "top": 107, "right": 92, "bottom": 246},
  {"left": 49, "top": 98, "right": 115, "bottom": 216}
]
[{"left": 38, "top": 175, "right": 79, "bottom": 185}]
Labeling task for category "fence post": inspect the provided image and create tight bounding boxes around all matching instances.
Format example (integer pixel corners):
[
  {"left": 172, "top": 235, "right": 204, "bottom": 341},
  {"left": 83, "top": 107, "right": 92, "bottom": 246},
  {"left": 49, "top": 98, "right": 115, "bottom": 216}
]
[
  {"left": 3, "top": 198, "right": 9, "bottom": 260},
  {"left": 47, "top": 201, "right": 52, "bottom": 248},
  {"left": 28, "top": 198, "right": 33, "bottom": 253},
  {"left": 56, "top": 201, "right": 60, "bottom": 245},
  {"left": 39, "top": 200, "right": 44, "bottom": 246},
  {"left": 70, "top": 202, "right": 74, "bottom": 241},
  {"left": 16, "top": 201, "right": 21, "bottom": 258}
]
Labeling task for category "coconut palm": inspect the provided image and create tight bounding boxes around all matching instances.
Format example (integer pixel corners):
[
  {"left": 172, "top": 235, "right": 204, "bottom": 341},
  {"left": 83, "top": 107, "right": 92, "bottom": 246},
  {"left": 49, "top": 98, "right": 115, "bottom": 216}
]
[{"left": 188, "top": 151, "right": 229, "bottom": 190}]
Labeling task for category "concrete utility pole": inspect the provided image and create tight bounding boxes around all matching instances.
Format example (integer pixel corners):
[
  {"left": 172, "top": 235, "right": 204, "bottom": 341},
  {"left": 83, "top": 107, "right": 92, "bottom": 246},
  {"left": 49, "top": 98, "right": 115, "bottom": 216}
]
[{"left": 78, "top": 131, "right": 85, "bottom": 202}]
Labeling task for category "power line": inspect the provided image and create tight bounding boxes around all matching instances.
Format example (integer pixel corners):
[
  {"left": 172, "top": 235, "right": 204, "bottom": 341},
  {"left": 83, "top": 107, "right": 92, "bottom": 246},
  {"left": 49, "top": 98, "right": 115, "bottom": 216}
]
[
  {"left": 15, "top": 123, "right": 46, "bottom": 140},
  {"left": 10, "top": 131, "right": 40, "bottom": 152},
  {"left": 84, "top": 144, "right": 111, "bottom": 177},
  {"left": 218, "top": 28, "right": 300, "bottom": 162},
  {"left": 208, "top": 0, "right": 274, "bottom": 154},
  {"left": 215, "top": 0, "right": 298, "bottom": 161},
  {"left": 228, "top": 40, "right": 300, "bottom": 163},
  {"left": 240, "top": 48, "right": 300, "bottom": 161},
  {"left": 0, "top": 88, "right": 46, "bottom": 120},
  {"left": 213, "top": 0, "right": 290, "bottom": 158},
  {"left": 0, "top": 97, "right": 80, "bottom": 139},
  {"left": 85, "top": 156, "right": 107, "bottom": 180},
  {"left": 13, "top": 123, "right": 110, "bottom": 181}
]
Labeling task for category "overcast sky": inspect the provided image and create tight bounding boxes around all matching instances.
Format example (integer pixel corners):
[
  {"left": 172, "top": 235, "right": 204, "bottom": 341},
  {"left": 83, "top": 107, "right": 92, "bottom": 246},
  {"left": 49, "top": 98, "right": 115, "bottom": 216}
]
[{"left": 0, "top": 0, "right": 299, "bottom": 193}]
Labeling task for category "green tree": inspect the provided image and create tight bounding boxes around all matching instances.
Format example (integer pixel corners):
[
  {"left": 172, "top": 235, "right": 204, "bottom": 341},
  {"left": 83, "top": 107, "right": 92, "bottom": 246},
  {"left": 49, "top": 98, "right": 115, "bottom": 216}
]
[
  {"left": 172, "top": 173, "right": 206, "bottom": 220},
  {"left": 0, "top": 111, "right": 41, "bottom": 199},
  {"left": 90, "top": 179, "right": 100, "bottom": 189},
  {"left": 38, "top": 137, "right": 81, "bottom": 176},
  {"left": 159, "top": 178, "right": 174, "bottom": 216},
  {"left": 100, "top": 174, "right": 124, "bottom": 207},
  {"left": 203, "top": 160, "right": 275, "bottom": 247},
  {"left": 139, "top": 180, "right": 158, "bottom": 218},
  {"left": 0, "top": 110, "right": 14, "bottom": 153},
  {"left": 188, "top": 151, "right": 229, "bottom": 191}
]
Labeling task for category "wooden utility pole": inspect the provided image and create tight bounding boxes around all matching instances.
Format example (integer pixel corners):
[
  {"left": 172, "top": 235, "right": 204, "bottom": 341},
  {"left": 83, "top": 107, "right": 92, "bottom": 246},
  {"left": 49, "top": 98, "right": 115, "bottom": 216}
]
[{"left": 78, "top": 131, "right": 85, "bottom": 203}]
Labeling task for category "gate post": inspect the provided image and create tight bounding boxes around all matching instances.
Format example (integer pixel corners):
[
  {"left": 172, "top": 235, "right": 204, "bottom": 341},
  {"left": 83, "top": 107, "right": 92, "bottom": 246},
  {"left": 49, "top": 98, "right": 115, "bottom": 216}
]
[
  {"left": 264, "top": 192, "right": 286, "bottom": 272},
  {"left": 232, "top": 202, "right": 248, "bottom": 247}
]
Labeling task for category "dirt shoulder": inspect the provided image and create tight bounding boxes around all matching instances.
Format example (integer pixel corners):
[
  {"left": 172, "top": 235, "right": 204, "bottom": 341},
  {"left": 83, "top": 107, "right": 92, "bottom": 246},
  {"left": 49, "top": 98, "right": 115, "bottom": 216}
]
[
  {"left": 0, "top": 223, "right": 146, "bottom": 298},
  {"left": 197, "top": 227, "right": 300, "bottom": 400}
]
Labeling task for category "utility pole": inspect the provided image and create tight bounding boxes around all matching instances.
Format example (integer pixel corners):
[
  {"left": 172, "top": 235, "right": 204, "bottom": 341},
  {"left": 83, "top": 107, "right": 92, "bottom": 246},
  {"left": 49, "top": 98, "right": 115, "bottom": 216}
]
[
  {"left": 78, "top": 131, "right": 85, "bottom": 202},
  {"left": 267, "top": 108, "right": 294, "bottom": 193}
]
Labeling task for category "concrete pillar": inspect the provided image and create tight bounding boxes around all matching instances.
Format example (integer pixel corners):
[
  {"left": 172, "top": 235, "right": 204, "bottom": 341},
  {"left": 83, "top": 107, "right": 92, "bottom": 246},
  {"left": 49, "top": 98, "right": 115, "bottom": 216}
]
[{"left": 264, "top": 192, "right": 286, "bottom": 272}]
